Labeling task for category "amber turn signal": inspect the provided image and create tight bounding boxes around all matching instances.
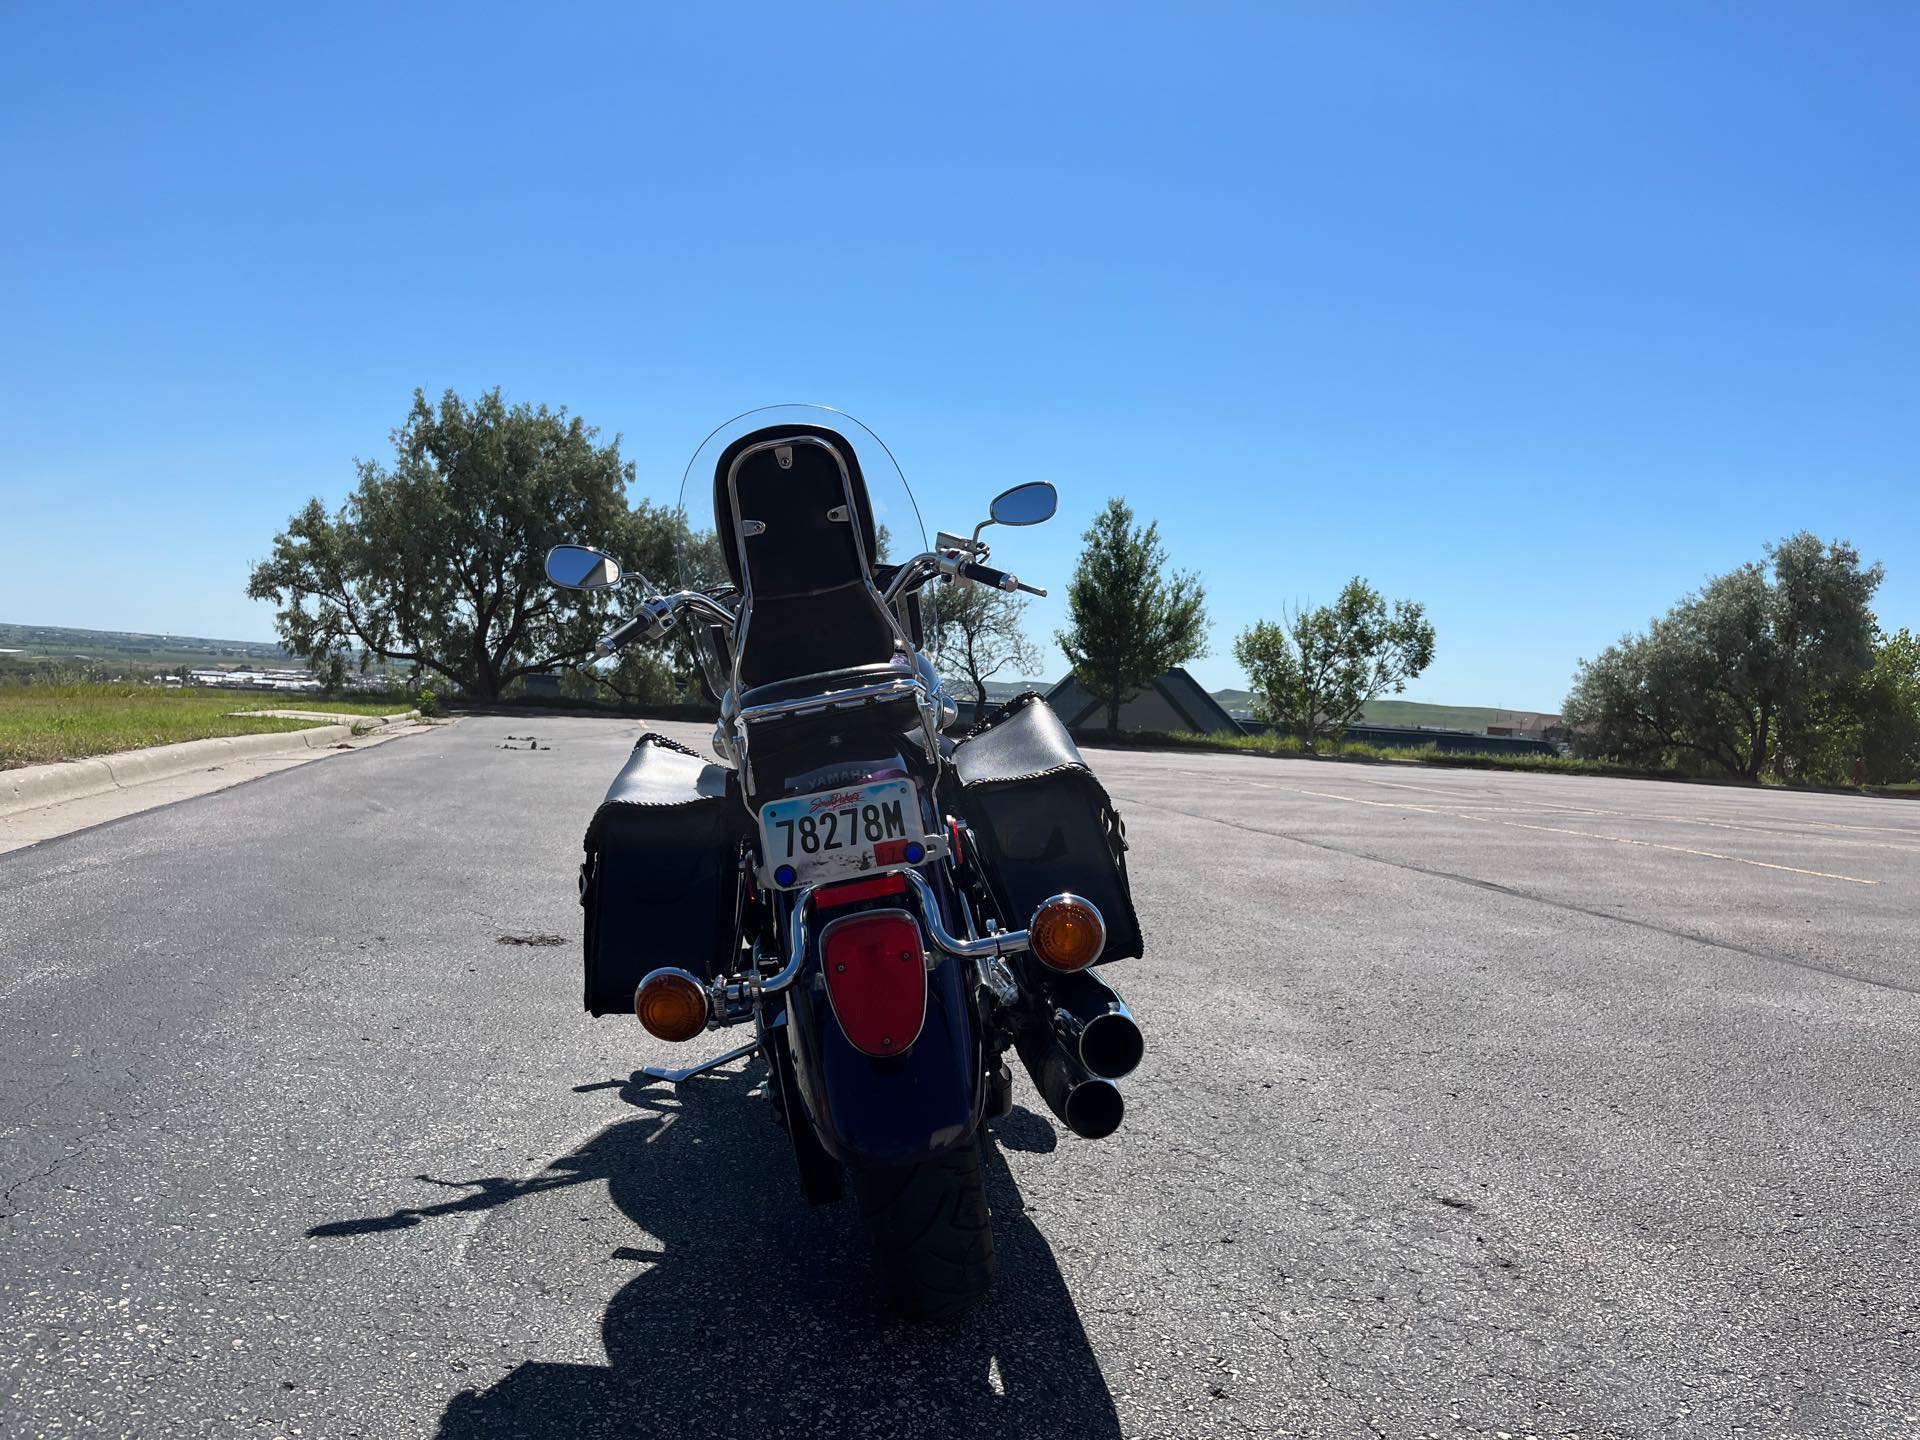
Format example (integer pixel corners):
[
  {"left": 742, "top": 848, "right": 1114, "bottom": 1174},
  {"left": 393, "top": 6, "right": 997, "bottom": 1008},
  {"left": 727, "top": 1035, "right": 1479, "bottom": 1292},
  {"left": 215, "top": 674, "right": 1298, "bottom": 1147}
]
[
  {"left": 634, "top": 967, "right": 709, "bottom": 1042},
  {"left": 1027, "top": 894, "right": 1106, "bottom": 973}
]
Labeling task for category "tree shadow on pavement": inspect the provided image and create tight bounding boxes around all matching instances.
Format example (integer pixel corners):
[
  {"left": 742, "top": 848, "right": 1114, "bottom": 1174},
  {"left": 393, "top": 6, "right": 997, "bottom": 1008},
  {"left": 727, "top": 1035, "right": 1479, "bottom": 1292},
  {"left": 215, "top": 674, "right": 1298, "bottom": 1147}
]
[{"left": 312, "top": 1067, "right": 1119, "bottom": 1440}]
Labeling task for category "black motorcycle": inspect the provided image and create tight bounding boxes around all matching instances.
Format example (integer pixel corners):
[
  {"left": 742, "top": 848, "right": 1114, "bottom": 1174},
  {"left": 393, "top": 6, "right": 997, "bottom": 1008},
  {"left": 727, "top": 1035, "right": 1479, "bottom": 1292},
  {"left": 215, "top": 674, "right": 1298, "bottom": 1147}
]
[{"left": 545, "top": 405, "right": 1145, "bottom": 1319}]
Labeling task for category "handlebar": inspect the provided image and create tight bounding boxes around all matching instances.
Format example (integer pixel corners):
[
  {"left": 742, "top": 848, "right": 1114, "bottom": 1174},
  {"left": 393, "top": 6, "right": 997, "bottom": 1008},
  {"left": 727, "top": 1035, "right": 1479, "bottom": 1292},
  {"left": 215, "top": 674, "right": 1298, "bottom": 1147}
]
[
  {"left": 879, "top": 551, "right": 1050, "bottom": 605},
  {"left": 960, "top": 560, "right": 1016, "bottom": 592},
  {"left": 588, "top": 551, "right": 1048, "bottom": 670},
  {"left": 602, "top": 612, "right": 654, "bottom": 651},
  {"left": 960, "top": 561, "right": 1047, "bottom": 598},
  {"left": 588, "top": 588, "right": 738, "bottom": 664}
]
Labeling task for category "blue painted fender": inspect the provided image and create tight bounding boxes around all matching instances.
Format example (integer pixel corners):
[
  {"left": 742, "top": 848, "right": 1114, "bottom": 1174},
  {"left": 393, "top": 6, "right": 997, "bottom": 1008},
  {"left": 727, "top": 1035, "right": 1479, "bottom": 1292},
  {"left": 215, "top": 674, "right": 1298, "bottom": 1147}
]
[{"left": 786, "top": 945, "right": 982, "bottom": 1169}]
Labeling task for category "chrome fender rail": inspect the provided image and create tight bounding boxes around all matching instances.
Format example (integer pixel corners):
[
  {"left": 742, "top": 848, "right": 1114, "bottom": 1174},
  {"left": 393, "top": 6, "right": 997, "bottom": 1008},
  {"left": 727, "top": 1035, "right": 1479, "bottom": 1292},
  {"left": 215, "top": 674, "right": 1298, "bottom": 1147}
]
[{"left": 708, "top": 868, "right": 1035, "bottom": 1016}]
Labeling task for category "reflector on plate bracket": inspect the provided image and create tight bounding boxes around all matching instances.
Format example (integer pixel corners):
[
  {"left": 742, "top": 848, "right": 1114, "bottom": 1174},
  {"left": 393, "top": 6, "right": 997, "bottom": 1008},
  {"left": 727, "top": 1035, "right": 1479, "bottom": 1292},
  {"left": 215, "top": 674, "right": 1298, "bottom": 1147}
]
[
  {"left": 634, "top": 967, "right": 709, "bottom": 1042},
  {"left": 1028, "top": 894, "right": 1106, "bottom": 972},
  {"left": 815, "top": 873, "right": 908, "bottom": 910},
  {"left": 819, "top": 909, "right": 928, "bottom": 1058}
]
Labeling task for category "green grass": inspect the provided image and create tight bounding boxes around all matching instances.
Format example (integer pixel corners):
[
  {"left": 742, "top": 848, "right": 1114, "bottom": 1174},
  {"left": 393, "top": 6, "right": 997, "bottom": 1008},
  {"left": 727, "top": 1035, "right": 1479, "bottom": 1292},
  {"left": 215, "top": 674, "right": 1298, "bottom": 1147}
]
[
  {"left": 1126, "top": 728, "right": 1658, "bottom": 777},
  {"left": 0, "top": 685, "right": 408, "bottom": 770},
  {"left": 1207, "top": 691, "right": 1555, "bottom": 732},
  {"left": 1102, "top": 729, "right": 1920, "bottom": 790},
  {"left": 226, "top": 698, "right": 408, "bottom": 716},
  {"left": 1353, "top": 700, "right": 1542, "bottom": 731}
]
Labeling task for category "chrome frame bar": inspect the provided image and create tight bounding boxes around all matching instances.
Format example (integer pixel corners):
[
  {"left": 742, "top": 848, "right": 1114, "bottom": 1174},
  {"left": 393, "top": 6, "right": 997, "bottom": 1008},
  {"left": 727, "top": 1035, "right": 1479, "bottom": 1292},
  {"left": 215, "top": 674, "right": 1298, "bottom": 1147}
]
[
  {"left": 737, "top": 676, "right": 927, "bottom": 725},
  {"left": 706, "top": 894, "right": 812, "bottom": 1008},
  {"left": 901, "top": 870, "right": 1031, "bottom": 961},
  {"left": 654, "top": 589, "right": 738, "bottom": 628},
  {"left": 700, "top": 868, "right": 1032, "bottom": 1020}
]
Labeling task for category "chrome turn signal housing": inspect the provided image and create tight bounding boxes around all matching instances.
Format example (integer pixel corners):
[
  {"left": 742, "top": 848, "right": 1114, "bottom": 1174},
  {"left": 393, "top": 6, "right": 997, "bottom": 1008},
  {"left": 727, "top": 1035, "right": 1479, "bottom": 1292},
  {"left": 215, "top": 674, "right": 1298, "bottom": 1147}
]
[
  {"left": 634, "top": 967, "right": 710, "bottom": 1042},
  {"left": 1027, "top": 894, "right": 1106, "bottom": 973}
]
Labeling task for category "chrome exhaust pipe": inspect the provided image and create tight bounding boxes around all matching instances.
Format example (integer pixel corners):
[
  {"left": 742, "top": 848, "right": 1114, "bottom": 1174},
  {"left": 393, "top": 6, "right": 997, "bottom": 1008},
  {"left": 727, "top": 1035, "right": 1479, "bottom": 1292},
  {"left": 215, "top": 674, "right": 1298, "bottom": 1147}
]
[
  {"left": 1047, "top": 970, "right": 1144, "bottom": 1081},
  {"left": 1014, "top": 1023, "right": 1124, "bottom": 1141}
]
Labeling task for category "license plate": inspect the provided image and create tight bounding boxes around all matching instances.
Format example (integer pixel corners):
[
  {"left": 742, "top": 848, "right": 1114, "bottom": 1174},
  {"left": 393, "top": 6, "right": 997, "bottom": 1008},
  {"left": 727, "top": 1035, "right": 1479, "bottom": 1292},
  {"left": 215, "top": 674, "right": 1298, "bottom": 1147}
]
[{"left": 759, "top": 779, "right": 921, "bottom": 888}]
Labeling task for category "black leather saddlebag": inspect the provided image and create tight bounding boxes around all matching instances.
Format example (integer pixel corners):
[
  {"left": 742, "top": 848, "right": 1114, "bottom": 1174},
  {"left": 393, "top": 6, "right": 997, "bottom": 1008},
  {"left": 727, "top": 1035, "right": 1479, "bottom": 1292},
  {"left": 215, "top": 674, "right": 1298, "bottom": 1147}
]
[
  {"left": 581, "top": 734, "right": 741, "bottom": 1016},
  {"left": 948, "top": 694, "right": 1143, "bottom": 966}
]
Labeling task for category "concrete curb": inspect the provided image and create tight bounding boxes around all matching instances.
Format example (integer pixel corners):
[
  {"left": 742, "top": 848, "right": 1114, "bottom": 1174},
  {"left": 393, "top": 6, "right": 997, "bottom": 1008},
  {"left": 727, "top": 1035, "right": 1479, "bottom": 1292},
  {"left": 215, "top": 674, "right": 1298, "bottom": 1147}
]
[
  {"left": 2, "top": 724, "right": 361, "bottom": 818},
  {"left": 231, "top": 708, "right": 420, "bottom": 726}
]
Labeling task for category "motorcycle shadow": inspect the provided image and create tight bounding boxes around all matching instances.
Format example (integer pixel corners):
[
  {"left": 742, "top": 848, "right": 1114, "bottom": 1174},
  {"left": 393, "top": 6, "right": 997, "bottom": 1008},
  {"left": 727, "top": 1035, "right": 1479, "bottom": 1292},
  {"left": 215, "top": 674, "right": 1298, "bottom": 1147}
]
[{"left": 417, "top": 1066, "right": 1119, "bottom": 1440}]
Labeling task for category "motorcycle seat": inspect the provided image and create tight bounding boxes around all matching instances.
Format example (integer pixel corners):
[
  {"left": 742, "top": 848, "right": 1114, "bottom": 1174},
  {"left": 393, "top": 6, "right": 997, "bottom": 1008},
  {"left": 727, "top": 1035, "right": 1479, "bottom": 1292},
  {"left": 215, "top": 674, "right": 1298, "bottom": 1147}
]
[{"left": 737, "top": 663, "right": 912, "bottom": 712}]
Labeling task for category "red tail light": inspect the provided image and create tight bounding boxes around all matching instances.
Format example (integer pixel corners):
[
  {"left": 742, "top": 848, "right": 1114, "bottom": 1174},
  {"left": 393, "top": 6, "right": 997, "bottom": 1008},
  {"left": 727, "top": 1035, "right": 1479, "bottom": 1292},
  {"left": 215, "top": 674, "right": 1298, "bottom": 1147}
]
[
  {"left": 819, "top": 909, "right": 928, "bottom": 1058},
  {"left": 815, "top": 873, "right": 908, "bottom": 910}
]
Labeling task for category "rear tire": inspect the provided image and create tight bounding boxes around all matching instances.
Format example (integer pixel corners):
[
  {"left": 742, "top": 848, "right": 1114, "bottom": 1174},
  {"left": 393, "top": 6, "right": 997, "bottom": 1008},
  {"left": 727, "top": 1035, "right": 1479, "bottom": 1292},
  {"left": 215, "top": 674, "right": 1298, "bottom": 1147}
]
[
  {"left": 764, "top": 1020, "right": 843, "bottom": 1206},
  {"left": 850, "top": 1140, "right": 996, "bottom": 1321}
]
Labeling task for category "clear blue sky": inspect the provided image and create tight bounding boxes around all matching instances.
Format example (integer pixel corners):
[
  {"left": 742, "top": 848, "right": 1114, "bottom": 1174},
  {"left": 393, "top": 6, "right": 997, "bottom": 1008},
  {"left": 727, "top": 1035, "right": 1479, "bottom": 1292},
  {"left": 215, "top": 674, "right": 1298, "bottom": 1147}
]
[{"left": 2, "top": 4, "right": 1913, "bottom": 711}]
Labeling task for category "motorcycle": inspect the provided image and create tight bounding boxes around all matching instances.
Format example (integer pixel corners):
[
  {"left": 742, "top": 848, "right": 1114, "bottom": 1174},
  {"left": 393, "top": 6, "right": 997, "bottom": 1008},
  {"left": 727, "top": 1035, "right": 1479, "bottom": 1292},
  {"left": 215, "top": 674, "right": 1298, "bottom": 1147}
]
[{"left": 544, "top": 405, "right": 1145, "bottom": 1319}]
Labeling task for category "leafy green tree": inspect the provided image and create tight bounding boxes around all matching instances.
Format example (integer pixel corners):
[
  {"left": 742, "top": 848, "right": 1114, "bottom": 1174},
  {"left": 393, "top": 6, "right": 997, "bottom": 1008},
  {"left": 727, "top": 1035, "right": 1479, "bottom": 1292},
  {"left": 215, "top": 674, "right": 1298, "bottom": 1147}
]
[
  {"left": 926, "top": 581, "right": 1042, "bottom": 707},
  {"left": 1232, "top": 579, "right": 1436, "bottom": 749},
  {"left": 1779, "top": 628, "right": 1920, "bottom": 785},
  {"left": 1056, "top": 499, "right": 1209, "bottom": 731},
  {"left": 1859, "top": 629, "right": 1920, "bottom": 783},
  {"left": 1564, "top": 533, "right": 1883, "bottom": 780},
  {"left": 248, "top": 388, "right": 681, "bottom": 702},
  {"left": 564, "top": 646, "right": 685, "bottom": 709}
]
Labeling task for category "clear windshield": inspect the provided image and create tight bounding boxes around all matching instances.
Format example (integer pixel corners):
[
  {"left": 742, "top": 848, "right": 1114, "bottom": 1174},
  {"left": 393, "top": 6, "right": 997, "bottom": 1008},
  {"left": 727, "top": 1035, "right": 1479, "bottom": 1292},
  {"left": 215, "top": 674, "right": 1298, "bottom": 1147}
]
[{"left": 671, "top": 404, "right": 927, "bottom": 593}]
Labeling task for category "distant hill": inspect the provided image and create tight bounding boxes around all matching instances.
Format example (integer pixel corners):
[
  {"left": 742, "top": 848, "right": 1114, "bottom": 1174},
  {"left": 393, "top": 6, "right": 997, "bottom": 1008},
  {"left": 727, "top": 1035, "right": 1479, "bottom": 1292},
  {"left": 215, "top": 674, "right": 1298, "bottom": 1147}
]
[
  {"left": 0, "top": 622, "right": 301, "bottom": 671},
  {"left": 1210, "top": 689, "right": 1559, "bottom": 734},
  {"left": 982, "top": 679, "right": 1047, "bottom": 701},
  {"left": 0, "top": 622, "right": 406, "bottom": 681}
]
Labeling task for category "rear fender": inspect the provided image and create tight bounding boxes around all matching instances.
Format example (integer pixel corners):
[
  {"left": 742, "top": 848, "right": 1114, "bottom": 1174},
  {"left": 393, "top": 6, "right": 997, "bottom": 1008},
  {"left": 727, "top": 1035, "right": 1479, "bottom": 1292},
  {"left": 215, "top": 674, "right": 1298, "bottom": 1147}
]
[{"left": 786, "top": 918, "right": 981, "bottom": 1169}]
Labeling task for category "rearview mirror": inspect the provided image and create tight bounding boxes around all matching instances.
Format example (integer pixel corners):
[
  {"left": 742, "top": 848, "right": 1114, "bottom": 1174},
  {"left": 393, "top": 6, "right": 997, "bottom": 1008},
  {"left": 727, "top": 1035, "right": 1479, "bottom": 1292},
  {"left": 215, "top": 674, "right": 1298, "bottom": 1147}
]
[
  {"left": 545, "top": 544, "right": 624, "bottom": 590},
  {"left": 988, "top": 481, "right": 1057, "bottom": 528}
]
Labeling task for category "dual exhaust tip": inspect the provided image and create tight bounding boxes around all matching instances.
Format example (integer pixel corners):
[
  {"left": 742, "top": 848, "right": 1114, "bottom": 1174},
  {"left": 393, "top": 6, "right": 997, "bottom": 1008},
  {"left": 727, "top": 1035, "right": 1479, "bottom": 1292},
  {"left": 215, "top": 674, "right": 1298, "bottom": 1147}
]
[{"left": 1013, "top": 968, "right": 1143, "bottom": 1142}]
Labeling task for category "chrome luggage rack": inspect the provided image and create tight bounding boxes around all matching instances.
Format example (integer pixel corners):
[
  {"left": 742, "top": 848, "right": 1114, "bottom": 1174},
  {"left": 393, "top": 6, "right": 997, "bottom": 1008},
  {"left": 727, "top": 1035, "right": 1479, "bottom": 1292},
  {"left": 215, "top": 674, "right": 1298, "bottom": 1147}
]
[
  {"left": 718, "top": 666, "right": 947, "bottom": 799},
  {"left": 736, "top": 673, "right": 927, "bottom": 725}
]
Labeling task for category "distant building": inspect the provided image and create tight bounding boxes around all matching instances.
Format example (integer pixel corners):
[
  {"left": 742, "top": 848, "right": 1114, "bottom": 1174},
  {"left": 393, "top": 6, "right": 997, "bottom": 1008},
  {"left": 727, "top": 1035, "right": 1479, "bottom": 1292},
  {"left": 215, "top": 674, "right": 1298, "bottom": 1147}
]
[
  {"left": 1043, "top": 667, "right": 1241, "bottom": 736},
  {"left": 185, "top": 667, "right": 323, "bottom": 692},
  {"left": 1486, "top": 712, "right": 1570, "bottom": 745}
]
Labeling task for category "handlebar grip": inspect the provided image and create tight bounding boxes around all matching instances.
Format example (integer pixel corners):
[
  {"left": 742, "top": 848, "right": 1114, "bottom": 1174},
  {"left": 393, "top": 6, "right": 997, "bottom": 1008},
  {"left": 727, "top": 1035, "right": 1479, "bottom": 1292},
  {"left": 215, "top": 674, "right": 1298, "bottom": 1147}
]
[
  {"left": 960, "top": 561, "right": 1016, "bottom": 592},
  {"left": 603, "top": 613, "right": 652, "bottom": 650}
]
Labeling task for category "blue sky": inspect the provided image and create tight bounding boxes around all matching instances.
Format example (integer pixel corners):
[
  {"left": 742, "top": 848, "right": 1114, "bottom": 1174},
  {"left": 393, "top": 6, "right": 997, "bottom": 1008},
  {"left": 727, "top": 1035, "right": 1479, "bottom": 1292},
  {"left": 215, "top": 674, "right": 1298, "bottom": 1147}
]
[{"left": 2, "top": 3, "right": 1913, "bottom": 711}]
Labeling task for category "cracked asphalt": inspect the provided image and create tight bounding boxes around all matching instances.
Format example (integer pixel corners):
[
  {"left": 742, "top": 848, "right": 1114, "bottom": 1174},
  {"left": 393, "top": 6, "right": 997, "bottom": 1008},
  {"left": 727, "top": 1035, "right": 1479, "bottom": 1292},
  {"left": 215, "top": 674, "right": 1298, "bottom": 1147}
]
[{"left": 3, "top": 714, "right": 1918, "bottom": 1438}]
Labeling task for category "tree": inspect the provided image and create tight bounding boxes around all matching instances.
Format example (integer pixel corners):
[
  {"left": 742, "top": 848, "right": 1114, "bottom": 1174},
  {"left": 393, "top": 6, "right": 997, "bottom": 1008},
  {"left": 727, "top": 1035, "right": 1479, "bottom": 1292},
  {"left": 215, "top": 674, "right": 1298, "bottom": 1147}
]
[
  {"left": 1056, "top": 499, "right": 1208, "bottom": 731},
  {"left": 574, "top": 645, "right": 685, "bottom": 709},
  {"left": 1777, "top": 628, "right": 1920, "bottom": 785},
  {"left": 1858, "top": 629, "right": 1920, "bottom": 783},
  {"left": 248, "top": 388, "right": 680, "bottom": 702},
  {"left": 926, "top": 581, "right": 1042, "bottom": 707},
  {"left": 1564, "top": 533, "right": 1883, "bottom": 780},
  {"left": 1232, "top": 579, "right": 1436, "bottom": 749}
]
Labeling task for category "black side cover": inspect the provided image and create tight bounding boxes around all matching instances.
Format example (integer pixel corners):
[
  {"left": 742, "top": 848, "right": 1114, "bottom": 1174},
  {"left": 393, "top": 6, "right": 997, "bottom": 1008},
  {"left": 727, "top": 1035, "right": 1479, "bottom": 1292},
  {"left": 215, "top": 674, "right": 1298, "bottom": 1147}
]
[
  {"left": 948, "top": 694, "right": 1143, "bottom": 965},
  {"left": 581, "top": 734, "right": 741, "bottom": 1016}
]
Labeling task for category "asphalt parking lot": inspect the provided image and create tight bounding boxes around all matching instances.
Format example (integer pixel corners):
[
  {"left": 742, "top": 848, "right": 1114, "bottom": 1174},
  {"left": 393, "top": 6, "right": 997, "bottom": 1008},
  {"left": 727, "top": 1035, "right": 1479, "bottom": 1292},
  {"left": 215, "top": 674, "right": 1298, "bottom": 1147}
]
[{"left": 3, "top": 715, "right": 1917, "bottom": 1438}]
